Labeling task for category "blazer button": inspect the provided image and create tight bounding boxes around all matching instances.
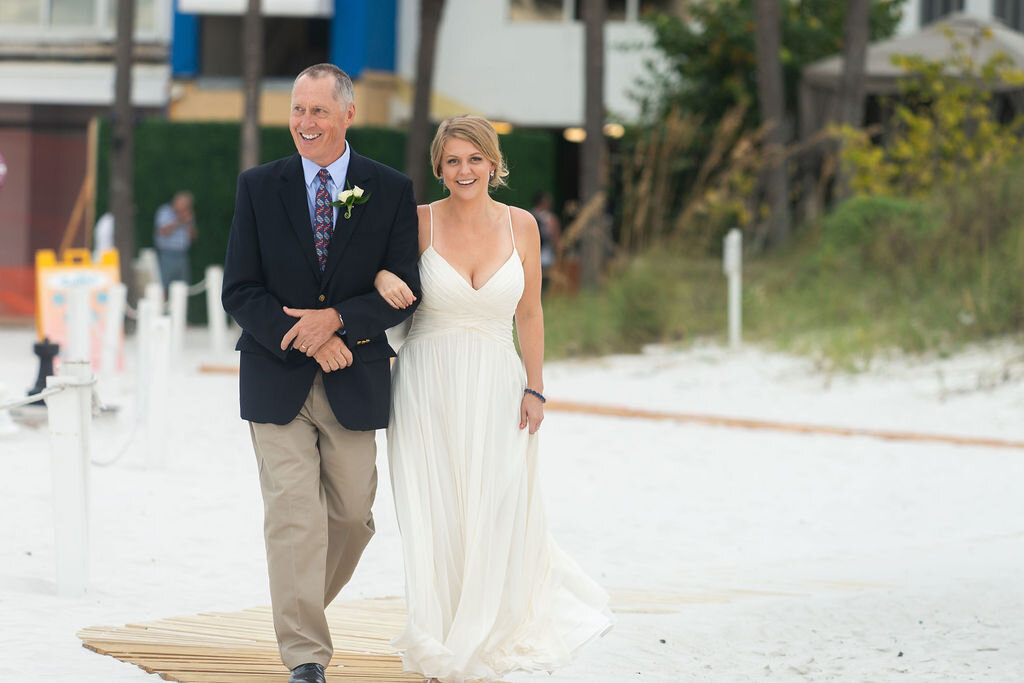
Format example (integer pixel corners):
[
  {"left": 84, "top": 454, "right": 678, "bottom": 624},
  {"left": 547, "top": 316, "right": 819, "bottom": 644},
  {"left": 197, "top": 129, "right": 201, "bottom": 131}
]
[{"left": 318, "top": 294, "right": 325, "bottom": 302}]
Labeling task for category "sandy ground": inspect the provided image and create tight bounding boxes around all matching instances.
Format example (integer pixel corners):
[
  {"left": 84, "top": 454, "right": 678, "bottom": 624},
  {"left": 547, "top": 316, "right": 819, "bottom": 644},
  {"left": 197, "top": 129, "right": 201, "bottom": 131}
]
[{"left": 1, "top": 323, "right": 1023, "bottom": 682}]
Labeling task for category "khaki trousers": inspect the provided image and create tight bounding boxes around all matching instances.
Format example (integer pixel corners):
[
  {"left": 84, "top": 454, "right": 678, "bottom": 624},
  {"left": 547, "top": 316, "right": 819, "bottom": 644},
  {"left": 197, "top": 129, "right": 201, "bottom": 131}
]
[{"left": 249, "top": 372, "right": 378, "bottom": 669}]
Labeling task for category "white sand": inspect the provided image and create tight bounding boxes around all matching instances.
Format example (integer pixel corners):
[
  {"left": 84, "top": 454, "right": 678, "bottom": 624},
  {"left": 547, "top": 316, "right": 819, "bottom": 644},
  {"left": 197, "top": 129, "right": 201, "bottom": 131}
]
[{"left": 1, "top": 325, "right": 1023, "bottom": 682}]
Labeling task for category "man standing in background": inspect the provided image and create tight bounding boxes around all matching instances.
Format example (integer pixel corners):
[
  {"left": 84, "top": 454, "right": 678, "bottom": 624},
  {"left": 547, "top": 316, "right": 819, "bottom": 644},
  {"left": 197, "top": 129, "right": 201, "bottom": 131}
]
[{"left": 154, "top": 190, "right": 198, "bottom": 288}]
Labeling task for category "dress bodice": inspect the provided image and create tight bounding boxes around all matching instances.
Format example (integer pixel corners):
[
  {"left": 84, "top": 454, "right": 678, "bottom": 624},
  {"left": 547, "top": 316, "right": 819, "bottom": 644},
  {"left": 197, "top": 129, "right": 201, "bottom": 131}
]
[{"left": 405, "top": 206, "right": 524, "bottom": 348}]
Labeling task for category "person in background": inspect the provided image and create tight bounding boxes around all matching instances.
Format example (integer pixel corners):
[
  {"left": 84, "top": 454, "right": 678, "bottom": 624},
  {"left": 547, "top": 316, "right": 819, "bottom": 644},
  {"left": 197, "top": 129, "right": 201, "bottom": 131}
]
[
  {"left": 154, "top": 190, "right": 198, "bottom": 288},
  {"left": 530, "top": 190, "right": 560, "bottom": 291}
]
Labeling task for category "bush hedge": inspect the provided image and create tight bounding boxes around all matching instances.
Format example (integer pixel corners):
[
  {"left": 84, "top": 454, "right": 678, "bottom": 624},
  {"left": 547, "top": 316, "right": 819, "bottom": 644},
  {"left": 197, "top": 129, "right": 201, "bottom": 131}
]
[{"left": 95, "top": 119, "right": 557, "bottom": 322}]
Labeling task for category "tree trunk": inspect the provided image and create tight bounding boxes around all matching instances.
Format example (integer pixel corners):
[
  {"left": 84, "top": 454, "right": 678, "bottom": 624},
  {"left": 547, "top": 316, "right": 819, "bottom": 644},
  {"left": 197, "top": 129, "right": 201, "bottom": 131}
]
[
  {"left": 111, "top": 0, "right": 136, "bottom": 296},
  {"left": 835, "top": 0, "right": 870, "bottom": 198},
  {"left": 580, "top": 0, "right": 606, "bottom": 290},
  {"left": 404, "top": 0, "right": 446, "bottom": 202},
  {"left": 240, "top": 0, "right": 263, "bottom": 172},
  {"left": 753, "top": 0, "right": 791, "bottom": 247},
  {"left": 838, "top": 0, "right": 870, "bottom": 128}
]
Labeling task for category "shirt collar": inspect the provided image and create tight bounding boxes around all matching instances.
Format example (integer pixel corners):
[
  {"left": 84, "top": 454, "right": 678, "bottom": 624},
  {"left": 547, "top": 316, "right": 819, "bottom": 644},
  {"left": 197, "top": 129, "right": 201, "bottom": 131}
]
[{"left": 301, "top": 142, "right": 353, "bottom": 191}]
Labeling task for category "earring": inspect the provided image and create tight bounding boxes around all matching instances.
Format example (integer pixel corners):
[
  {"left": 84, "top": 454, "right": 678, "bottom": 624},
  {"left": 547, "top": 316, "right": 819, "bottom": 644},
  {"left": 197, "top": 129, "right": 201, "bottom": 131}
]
[
  {"left": 489, "top": 171, "right": 495, "bottom": 181},
  {"left": 438, "top": 177, "right": 444, "bottom": 186}
]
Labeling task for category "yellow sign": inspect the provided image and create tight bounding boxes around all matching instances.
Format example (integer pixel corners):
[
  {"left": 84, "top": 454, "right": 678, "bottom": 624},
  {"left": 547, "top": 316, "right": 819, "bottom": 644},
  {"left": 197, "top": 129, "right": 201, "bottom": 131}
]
[{"left": 35, "top": 249, "right": 122, "bottom": 369}]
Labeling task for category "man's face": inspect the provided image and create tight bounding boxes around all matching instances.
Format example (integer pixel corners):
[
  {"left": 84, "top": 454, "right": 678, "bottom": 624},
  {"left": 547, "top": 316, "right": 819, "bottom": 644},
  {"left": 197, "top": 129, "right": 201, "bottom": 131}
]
[
  {"left": 290, "top": 74, "right": 355, "bottom": 168},
  {"left": 172, "top": 196, "right": 193, "bottom": 219}
]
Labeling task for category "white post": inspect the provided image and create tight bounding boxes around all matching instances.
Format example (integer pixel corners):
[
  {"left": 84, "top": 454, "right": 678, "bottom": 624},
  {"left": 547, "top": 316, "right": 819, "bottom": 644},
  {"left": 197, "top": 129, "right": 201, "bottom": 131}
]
[
  {"left": 144, "top": 281, "right": 164, "bottom": 315},
  {"left": 168, "top": 280, "right": 188, "bottom": 361},
  {"left": 46, "top": 360, "right": 93, "bottom": 597},
  {"left": 723, "top": 228, "right": 743, "bottom": 350},
  {"left": 0, "top": 383, "right": 19, "bottom": 436},
  {"left": 66, "top": 285, "right": 91, "bottom": 363},
  {"left": 205, "top": 265, "right": 226, "bottom": 353},
  {"left": 145, "top": 316, "right": 171, "bottom": 469},
  {"left": 101, "top": 283, "right": 126, "bottom": 378},
  {"left": 136, "top": 298, "right": 156, "bottom": 421},
  {"left": 139, "top": 248, "right": 161, "bottom": 290}
]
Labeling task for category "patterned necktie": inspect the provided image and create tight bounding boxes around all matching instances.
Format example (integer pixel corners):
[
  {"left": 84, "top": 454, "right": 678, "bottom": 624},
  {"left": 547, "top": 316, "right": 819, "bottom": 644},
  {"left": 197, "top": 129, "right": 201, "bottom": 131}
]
[{"left": 313, "top": 167, "right": 333, "bottom": 271}]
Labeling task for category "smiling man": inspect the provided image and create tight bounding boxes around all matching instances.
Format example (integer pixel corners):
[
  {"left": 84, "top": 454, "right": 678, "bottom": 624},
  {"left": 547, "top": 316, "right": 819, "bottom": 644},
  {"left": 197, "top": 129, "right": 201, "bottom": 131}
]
[{"left": 221, "top": 63, "right": 420, "bottom": 683}]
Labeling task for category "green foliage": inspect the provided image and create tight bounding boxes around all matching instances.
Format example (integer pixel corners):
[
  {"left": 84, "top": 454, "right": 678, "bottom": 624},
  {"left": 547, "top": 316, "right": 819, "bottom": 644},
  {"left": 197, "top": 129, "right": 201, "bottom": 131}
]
[
  {"left": 640, "top": 0, "right": 904, "bottom": 127},
  {"left": 546, "top": 178, "right": 1024, "bottom": 367},
  {"left": 95, "top": 119, "right": 556, "bottom": 322},
  {"left": 543, "top": 254, "right": 725, "bottom": 358},
  {"left": 841, "top": 28, "right": 1024, "bottom": 198}
]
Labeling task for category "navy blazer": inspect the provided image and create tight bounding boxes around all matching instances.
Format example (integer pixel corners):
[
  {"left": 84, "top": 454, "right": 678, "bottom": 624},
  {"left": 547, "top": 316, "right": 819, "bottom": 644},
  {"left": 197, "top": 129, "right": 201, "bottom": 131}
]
[{"left": 222, "top": 151, "right": 421, "bottom": 429}]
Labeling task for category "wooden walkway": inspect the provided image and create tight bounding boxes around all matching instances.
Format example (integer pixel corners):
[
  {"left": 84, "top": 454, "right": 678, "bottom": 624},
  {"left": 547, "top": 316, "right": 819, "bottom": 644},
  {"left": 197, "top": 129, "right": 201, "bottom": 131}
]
[
  {"left": 78, "top": 589, "right": 703, "bottom": 681},
  {"left": 78, "top": 598, "right": 428, "bottom": 682}
]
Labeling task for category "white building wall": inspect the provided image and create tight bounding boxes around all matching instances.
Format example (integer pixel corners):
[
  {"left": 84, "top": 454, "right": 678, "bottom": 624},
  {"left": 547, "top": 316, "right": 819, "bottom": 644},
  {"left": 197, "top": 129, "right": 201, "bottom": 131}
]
[
  {"left": 897, "top": 0, "right": 995, "bottom": 36},
  {"left": 398, "top": 0, "right": 657, "bottom": 127}
]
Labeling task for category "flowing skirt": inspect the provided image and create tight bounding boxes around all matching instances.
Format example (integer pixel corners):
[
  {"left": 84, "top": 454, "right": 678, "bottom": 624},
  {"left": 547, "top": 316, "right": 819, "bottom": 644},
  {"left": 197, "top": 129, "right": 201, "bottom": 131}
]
[{"left": 387, "top": 330, "right": 613, "bottom": 683}]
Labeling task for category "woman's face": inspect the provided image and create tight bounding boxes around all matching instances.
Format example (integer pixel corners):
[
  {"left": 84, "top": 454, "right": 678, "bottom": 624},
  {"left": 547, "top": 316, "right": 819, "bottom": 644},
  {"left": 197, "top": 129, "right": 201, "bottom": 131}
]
[{"left": 440, "top": 137, "right": 496, "bottom": 196}]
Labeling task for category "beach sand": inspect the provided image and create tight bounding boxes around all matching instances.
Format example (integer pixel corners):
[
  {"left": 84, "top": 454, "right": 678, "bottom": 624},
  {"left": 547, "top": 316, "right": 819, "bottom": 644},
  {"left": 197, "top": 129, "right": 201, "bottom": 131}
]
[{"left": 1, "top": 324, "right": 1022, "bottom": 681}]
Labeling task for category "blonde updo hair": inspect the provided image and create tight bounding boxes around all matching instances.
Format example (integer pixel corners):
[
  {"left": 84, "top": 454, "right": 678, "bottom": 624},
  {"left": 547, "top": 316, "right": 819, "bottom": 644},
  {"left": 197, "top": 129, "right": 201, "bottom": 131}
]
[{"left": 430, "top": 115, "right": 510, "bottom": 190}]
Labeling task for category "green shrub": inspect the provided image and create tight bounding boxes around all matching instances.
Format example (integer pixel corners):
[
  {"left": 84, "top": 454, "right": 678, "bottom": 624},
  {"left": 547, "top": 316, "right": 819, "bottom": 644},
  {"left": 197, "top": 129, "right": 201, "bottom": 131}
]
[{"left": 95, "top": 119, "right": 557, "bottom": 323}]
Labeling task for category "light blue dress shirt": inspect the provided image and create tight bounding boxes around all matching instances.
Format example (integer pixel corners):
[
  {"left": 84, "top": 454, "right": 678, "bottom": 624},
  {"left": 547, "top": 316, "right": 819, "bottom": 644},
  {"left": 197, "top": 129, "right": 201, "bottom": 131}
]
[{"left": 300, "top": 143, "right": 352, "bottom": 230}]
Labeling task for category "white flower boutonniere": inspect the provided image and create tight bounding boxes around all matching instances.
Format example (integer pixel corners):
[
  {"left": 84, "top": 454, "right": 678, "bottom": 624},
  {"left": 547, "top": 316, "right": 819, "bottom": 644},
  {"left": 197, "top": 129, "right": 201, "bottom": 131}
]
[{"left": 330, "top": 182, "right": 371, "bottom": 219}]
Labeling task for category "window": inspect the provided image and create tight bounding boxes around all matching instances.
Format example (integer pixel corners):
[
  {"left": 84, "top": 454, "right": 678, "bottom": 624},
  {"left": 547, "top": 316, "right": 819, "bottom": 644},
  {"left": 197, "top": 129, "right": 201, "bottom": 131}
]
[
  {"left": 0, "top": 0, "right": 160, "bottom": 34},
  {"left": 199, "top": 15, "right": 329, "bottom": 78},
  {"left": 52, "top": 0, "right": 95, "bottom": 27},
  {"left": 640, "top": 0, "right": 684, "bottom": 18},
  {"left": 995, "top": 0, "right": 1024, "bottom": 31},
  {"left": 509, "top": 0, "right": 568, "bottom": 21},
  {"left": 0, "top": 0, "right": 43, "bottom": 25},
  {"left": 107, "top": 0, "right": 157, "bottom": 33},
  {"left": 510, "top": 0, "right": 681, "bottom": 23},
  {"left": 920, "top": 0, "right": 965, "bottom": 25},
  {"left": 573, "top": 0, "right": 635, "bottom": 21}
]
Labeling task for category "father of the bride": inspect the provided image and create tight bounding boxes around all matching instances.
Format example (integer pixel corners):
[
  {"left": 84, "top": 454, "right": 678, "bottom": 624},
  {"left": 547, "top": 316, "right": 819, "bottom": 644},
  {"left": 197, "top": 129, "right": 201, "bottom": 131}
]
[{"left": 222, "top": 63, "right": 420, "bottom": 683}]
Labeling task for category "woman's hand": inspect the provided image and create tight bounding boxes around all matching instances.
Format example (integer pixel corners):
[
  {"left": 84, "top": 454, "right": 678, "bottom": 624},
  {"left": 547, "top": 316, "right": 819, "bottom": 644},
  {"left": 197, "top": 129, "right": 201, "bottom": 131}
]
[
  {"left": 375, "top": 269, "right": 417, "bottom": 310},
  {"left": 520, "top": 393, "right": 545, "bottom": 434}
]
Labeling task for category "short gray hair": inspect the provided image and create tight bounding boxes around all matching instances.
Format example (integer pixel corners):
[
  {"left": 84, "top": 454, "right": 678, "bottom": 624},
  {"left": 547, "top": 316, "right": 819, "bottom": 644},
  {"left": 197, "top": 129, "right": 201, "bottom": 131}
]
[{"left": 294, "top": 63, "right": 355, "bottom": 106}]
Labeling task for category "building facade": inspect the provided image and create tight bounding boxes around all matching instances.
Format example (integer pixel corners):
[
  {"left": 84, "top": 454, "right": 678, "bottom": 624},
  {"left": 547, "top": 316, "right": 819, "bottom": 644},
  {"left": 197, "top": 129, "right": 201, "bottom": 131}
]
[
  {"left": 0, "top": 0, "right": 172, "bottom": 315},
  {"left": 0, "top": 0, "right": 675, "bottom": 316}
]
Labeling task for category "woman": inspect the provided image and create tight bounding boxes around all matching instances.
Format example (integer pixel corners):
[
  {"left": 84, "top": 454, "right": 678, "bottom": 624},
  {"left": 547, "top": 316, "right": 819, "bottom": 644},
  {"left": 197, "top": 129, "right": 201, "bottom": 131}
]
[{"left": 374, "top": 115, "right": 613, "bottom": 683}]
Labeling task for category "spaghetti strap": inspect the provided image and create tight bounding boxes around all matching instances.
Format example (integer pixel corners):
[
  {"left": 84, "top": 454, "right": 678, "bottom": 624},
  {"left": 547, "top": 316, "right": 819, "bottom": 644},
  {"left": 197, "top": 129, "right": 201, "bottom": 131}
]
[
  {"left": 428, "top": 203, "right": 435, "bottom": 246},
  {"left": 506, "top": 205, "right": 515, "bottom": 251}
]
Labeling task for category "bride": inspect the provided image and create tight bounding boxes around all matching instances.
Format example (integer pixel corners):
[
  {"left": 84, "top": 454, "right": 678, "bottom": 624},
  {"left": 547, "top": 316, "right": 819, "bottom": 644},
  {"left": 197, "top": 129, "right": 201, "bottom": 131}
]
[{"left": 374, "top": 115, "right": 613, "bottom": 683}]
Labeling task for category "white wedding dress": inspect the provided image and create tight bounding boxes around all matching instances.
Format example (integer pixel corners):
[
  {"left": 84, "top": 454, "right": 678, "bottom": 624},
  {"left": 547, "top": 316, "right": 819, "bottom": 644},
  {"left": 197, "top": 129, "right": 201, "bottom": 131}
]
[{"left": 387, "top": 205, "right": 613, "bottom": 683}]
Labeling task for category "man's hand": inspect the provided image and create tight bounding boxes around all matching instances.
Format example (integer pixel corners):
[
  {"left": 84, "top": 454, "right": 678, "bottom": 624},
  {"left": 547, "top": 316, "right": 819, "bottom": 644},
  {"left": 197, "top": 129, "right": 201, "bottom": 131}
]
[
  {"left": 279, "top": 306, "right": 343, "bottom": 355},
  {"left": 312, "top": 335, "right": 353, "bottom": 373}
]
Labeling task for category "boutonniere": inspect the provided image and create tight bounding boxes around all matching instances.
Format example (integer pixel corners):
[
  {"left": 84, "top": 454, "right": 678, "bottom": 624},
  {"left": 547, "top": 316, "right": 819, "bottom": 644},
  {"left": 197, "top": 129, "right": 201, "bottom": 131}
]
[{"left": 329, "top": 182, "right": 371, "bottom": 219}]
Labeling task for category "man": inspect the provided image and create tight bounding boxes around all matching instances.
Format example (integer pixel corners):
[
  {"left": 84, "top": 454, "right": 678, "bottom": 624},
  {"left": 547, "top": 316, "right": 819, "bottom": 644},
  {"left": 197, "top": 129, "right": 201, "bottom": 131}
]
[
  {"left": 154, "top": 190, "right": 198, "bottom": 288},
  {"left": 222, "top": 64, "right": 420, "bottom": 683}
]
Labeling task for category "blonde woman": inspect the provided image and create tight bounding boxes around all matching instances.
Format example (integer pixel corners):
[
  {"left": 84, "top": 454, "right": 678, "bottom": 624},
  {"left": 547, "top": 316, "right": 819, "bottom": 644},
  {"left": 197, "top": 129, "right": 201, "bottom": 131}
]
[{"left": 373, "top": 115, "right": 612, "bottom": 683}]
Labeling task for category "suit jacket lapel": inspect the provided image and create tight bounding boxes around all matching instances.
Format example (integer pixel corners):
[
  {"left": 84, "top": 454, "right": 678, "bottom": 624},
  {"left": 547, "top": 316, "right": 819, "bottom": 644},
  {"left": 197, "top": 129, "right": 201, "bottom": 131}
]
[
  {"left": 279, "top": 154, "right": 322, "bottom": 279},
  {"left": 322, "top": 150, "right": 373, "bottom": 284}
]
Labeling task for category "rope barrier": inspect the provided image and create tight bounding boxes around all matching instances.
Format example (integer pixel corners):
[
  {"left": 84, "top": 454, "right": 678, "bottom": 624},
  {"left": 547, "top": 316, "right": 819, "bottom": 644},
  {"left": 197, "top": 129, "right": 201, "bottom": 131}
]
[
  {"left": 121, "top": 277, "right": 209, "bottom": 321},
  {"left": 187, "top": 278, "right": 207, "bottom": 296},
  {"left": 0, "top": 376, "right": 96, "bottom": 411}
]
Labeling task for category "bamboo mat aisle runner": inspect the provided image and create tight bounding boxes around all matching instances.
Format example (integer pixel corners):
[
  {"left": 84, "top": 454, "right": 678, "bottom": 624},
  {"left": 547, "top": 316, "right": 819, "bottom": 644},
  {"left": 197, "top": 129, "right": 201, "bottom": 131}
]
[{"left": 78, "top": 598, "right": 433, "bottom": 682}]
